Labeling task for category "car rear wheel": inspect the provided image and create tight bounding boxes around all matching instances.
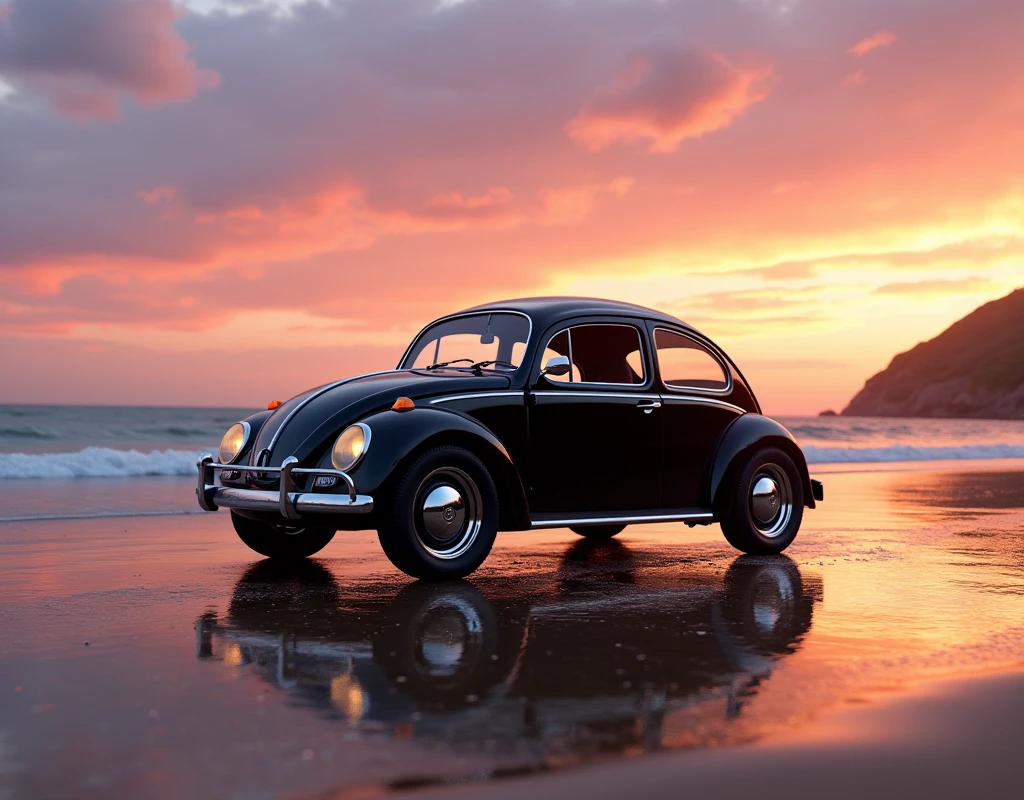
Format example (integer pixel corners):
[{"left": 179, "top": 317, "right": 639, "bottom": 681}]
[
  {"left": 377, "top": 446, "right": 499, "bottom": 581},
  {"left": 231, "top": 511, "right": 336, "bottom": 560},
  {"left": 719, "top": 447, "right": 804, "bottom": 555},
  {"left": 569, "top": 524, "right": 626, "bottom": 539}
]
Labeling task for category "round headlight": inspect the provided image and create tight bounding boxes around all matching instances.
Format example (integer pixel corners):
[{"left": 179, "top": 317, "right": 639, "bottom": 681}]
[
  {"left": 332, "top": 423, "right": 370, "bottom": 471},
  {"left": 219, "top": 422, "right": 250, "bottom": 464}
]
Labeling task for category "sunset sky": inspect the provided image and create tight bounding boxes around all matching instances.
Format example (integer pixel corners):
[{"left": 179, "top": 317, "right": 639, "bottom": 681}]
[{"left": 1, "top": 0, "right": 1021, "bottom": 414}]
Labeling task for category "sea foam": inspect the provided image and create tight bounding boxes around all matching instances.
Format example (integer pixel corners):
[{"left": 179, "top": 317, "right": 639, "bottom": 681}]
[
  {"left": 0, "top": 447, "right": 201, "bottom": 479},
  {"left": 803, "top": 443, "right": 1024, "bottom": 464}
]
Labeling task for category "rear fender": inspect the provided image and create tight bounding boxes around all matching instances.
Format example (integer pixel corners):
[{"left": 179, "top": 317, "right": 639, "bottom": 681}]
[{"left": 706, "top": 415, "right": 815, "bottom": 512}]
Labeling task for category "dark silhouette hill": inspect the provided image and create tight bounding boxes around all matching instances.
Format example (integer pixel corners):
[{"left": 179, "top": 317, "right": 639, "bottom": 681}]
[{"left": 843, "top": 288, "right": 1024, "bottom": 419}]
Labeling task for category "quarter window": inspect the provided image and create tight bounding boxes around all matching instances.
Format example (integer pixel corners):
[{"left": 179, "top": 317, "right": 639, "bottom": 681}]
[
  {"left": 542, "top": 324, "right": 645, "bottom": 385},
  {"left": 654, "top": 329, "right": 729, "bottom": 391}
]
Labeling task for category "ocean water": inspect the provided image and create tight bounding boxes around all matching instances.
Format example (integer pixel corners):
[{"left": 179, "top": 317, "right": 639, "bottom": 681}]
[
  {"left": 3, "top": 405, "right": 1024, "bottom": 479},
  {"left": 1, "top": 404, "right": 1022, "bottom": 522}
]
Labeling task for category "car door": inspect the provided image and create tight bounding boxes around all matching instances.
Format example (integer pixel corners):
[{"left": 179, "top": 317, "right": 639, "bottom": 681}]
[
  {"left": 527, "top": 320, "right": 663, "bottom": 513},
  {"left": 651, "top": 326, "right": 745, "bottom": 509}
]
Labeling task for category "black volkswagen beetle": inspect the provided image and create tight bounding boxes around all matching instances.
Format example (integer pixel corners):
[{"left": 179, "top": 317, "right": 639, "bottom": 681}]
[{"left": 198, "top": 297, "right": 823, "bottom": 579}]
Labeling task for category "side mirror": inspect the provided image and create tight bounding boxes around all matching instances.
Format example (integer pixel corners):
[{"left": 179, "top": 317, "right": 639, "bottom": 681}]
[{"left": 541, "top": 355, "right": 571, "bottom": 378}]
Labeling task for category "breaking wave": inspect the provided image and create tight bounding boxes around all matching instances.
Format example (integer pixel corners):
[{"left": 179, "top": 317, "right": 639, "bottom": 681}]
[
  {"left": 803, "top": 444, "right": 1024, "bottom": 464},
  {"left": 0, "top": 448, "right": 201, "bottom": 479},
  {"left": 2, "top": 441, "right": 1024, "bottom": 481}
]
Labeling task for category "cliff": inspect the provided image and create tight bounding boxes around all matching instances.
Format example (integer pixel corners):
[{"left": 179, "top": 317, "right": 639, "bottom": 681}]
[{"left": 842, "top": 288, "right": 1024, "bottom": 419}]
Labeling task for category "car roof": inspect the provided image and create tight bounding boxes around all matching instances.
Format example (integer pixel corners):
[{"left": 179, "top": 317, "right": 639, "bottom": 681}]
[{"left": 457, "top": 296, "right": 698, "bottom": 333}]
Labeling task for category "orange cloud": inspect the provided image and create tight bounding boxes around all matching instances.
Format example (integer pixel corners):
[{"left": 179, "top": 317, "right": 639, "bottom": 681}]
[
  {"left": 567, "top": 45, "right": 774, "bottom": 153},
  {"left": 873, "top": 277, "right": 992, "bottom": 295},
  {"left": 848, "top": 30, "right": 898, "bottom": 58},
  {"left": 538, "top": 177, "right": 635, "bottom": 225}
]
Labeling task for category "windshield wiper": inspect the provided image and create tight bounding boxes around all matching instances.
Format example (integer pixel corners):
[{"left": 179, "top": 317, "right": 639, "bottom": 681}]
[
  {"left": 423, "top": 359, "right": 475, "bottom": 370},
  {"left": 469, "top": 360, "right": 518, "bottom": 374}
]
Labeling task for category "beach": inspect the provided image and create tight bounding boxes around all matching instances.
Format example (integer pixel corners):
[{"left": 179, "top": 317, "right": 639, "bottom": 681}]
[{"left": 2, "top": 449, "right": 1023, "bottom": 798}]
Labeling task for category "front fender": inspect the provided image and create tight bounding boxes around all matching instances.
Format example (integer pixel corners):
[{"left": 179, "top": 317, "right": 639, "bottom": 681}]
[
  {"left": 707, "top": 415, "right": 815, "bottom": 511},
  {"left": 334, "top": 406, "right": 530, "bottom": 529},
  {"left": 236, "top": 409, "right": 273, "bottom": 464}
]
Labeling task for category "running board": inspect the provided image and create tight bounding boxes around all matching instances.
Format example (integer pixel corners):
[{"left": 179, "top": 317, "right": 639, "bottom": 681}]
[{"left": 529, "top": 509, "right": 715, "bottom": 529}]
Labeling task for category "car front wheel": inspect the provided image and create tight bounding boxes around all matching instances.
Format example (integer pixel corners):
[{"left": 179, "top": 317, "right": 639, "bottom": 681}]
[
  {"left": 231, "top": 511, "right": 336, "bottom": 559},
  {"left": 719, "top": 447, "right": 804, "bottom": 555},
  {"left": 377, "top": 446, "right": 499, "bottom": 581}
]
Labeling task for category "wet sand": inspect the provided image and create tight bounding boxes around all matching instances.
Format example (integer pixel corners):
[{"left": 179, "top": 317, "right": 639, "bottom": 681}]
[
  {"left": 414, "top": 669, "right": 1024, "bottom": 800},
  {"left": 2, "top": 464, "right": 1023, "bottom": 798}
]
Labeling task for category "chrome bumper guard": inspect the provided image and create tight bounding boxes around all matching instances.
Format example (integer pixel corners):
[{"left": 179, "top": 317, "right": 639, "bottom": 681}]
[{"left": 196, "top": 453, "right": 373, "bottom": 520}]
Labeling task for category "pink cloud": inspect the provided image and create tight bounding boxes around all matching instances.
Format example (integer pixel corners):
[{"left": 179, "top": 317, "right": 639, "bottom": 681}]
[
  {"left": 567, "top": 43, "right": 774, "bottom": 153},
  {"left": 538, "top": 177, "right": 635, "bottom": 225},
  {"left": 0, "top": 0, "right": 219, "bottom": 119},
  {"left": 848, "top": 30, "right": 898, "bottom": 58},
  {"left": 426, "top": 187, "right": 514, "bottom": 211}
]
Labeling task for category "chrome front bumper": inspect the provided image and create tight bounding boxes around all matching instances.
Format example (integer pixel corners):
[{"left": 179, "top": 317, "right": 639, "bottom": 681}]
[{"left": 196, "top": 453, "right": 373, "bottom": 520}]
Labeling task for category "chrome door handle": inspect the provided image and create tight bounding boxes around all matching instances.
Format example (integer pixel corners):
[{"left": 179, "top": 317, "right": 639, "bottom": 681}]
[{"left": 637, "top": 399, "right": 662, "bottom": 414}]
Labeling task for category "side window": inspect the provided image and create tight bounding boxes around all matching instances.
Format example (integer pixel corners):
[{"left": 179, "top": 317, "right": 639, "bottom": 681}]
[
  {"left": 542, "top": 324, "right": 646, "bottom": 385},
  {"left": 654, "top": 329, "right": 729, "bottom": 391},
  {"left": 540, "top": 330, "right": 574, "bottom": 383}
]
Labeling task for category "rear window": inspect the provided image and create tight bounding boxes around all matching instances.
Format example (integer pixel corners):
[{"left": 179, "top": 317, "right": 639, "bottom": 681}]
[{"left": 654, "top": 329, "right": 729, "bottom": 391}]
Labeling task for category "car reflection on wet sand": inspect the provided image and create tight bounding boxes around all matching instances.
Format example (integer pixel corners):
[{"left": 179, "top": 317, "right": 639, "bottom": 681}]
[{"left": 195, "top": 546, "right": 820, "bottom": 765}]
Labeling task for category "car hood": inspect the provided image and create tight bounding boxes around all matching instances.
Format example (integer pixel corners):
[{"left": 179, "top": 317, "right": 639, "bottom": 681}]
[{"left": 251, "top": 369, "right": 512, "bottom": 466}]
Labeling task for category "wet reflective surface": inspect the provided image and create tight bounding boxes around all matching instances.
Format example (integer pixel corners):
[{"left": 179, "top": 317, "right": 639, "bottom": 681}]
[
  {"left": 196, "top": 550, "right": 818, "bottom": 765},
  {"left": 2, "top": 464, "right": 1024, "bottom": 798}
]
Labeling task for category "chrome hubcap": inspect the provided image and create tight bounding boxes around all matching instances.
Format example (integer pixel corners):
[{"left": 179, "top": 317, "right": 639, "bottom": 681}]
[
  {"left": 748, "top": 464, "right": 793, "bottom": 538},
  {"left": 422, "top": 485, "right": 466, "bottom": 540},
  {"left": 751, "top": 477, "right": 780, "bottom": 524},
  {"left": 415, "top": 468, "right": 482, "bottom": 560}
]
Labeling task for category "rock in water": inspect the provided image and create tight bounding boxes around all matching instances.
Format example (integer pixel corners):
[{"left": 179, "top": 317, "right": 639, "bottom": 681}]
[{"left": 842, "top": 288, "right": 1024, "bottom": 419}]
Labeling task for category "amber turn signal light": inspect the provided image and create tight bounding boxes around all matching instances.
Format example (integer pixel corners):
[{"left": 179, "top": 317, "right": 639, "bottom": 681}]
[
  {"left": 392, "top": 397, "right": 415, "bottom": 411},
  {"left": 267, "top": 400, "right": 282, "bottom": 410}
]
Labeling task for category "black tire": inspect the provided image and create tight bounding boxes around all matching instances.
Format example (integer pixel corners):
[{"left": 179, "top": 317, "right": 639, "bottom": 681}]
[
  {"left": 569, "top": 524, "right": 626, "bottom": 539},
  {"left": 231, "top": 511, "right": 336, "bottom": 560},
  {"left": 376, "top": 446, "right": 499, "bottom": 581},
  {"left": 719, "top": 447, "right": 804, "bottom": 555}
]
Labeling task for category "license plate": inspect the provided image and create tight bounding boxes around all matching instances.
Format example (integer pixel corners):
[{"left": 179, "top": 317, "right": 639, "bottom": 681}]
[{"left": 314, "top": 476, "right": 338, "bottom": 488}]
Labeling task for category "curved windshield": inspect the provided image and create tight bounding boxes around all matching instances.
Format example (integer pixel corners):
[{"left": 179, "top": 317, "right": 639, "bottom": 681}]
[{"left": 402, "top": 312, "right": 531, "bottom": 371}]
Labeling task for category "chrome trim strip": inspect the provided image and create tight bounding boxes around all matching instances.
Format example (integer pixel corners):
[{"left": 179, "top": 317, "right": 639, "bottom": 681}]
[
  {"left": 530, "top": 510, "right": 715, "bottom": 529},
  {"left": 266, "top": 370, "right": 399, "bottom": 454},
  {"left": 653, "top": 326, "right": 733, "bottom": 396},
  {"left": 661, "top": 395, "right": 746, "bottom": 414},
  {"left": 397, "top": 309, "right": 534, "bottom": 370},
  {"left": 429, "top": 391, "right": 525, "bottom": 405},
  {"left": 532, "top": 391, "right": 663, "bottom": 401}
]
